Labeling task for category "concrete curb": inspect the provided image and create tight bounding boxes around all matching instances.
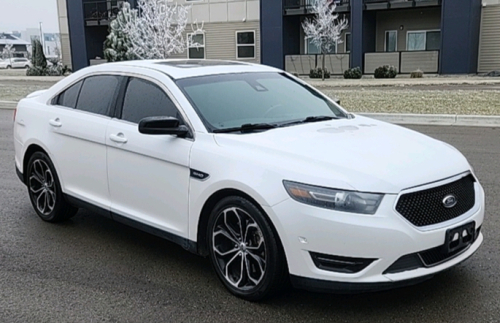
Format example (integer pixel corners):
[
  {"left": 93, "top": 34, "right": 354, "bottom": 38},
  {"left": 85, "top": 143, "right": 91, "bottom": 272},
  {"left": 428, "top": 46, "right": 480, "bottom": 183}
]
[
  {"left": 0, "top": 101, "right": 17, "bottom": 110},
  {"left": 360, "top": 113, "right": 500, "bottom": 127}
]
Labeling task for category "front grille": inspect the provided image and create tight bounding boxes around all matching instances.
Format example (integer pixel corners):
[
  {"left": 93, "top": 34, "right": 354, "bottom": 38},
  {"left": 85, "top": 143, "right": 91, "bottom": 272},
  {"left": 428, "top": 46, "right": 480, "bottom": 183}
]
[{"left": 395, "top": 174, "right": 476, "bottom": 227}]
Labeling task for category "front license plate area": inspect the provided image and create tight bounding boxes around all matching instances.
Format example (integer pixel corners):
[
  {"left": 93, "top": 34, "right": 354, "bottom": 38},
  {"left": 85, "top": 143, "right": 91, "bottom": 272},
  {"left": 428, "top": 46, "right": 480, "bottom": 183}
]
[{"left": 444, "top": 221, "right": 475, "bottom": 254}]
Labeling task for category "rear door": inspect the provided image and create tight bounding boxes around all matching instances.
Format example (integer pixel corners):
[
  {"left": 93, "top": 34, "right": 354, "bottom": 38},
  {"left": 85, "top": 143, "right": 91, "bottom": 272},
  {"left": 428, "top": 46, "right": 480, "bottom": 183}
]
[
  {"left": 45, "top": 74, "right": 122, "bottom": 209},
  {"left": 106, "top": 73, "right": 193, "bottom": 237}
]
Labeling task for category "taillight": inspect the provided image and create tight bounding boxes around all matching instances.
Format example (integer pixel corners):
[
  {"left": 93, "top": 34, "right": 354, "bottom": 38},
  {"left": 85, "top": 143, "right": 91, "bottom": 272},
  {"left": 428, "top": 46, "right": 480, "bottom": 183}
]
[{"left": 13, "top": 108, "right": 17, "bottom": 121}]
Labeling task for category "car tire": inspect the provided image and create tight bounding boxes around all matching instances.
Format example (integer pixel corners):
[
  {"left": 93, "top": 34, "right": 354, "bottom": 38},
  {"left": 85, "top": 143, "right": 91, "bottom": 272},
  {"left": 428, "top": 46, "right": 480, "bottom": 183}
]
[
  {"left": 207, "top": 196, "right": 287, "bottom": 301},
  {"left": 26, "top": 152, "right": 78, "bottom": 222},
  {"left": 6, "top": 65, "right": 11, "bottom": 69}
]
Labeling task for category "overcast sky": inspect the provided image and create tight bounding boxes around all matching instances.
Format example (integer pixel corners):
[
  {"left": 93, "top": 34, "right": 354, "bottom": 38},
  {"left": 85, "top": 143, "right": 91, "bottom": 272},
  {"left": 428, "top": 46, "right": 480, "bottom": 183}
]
[{"left": 0, "top": 0, "right": 59, "bottom": 33}]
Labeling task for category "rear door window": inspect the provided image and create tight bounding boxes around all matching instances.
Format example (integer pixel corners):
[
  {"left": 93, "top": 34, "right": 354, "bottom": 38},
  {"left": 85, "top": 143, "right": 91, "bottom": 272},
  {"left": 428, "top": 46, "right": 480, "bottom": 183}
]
[
  {"left": 76, "top": 75, "right": 121, "bottom": 116},
  {"left": 55, "top": 81, "right": 83, "bottom": 108}
]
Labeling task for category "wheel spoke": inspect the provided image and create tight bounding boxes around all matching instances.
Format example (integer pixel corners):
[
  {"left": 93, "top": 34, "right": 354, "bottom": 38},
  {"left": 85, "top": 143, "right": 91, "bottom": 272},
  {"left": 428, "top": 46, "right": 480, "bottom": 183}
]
[
  {"left": 33, "top": 160, "right": 45, "bottom": 182},
  {"left": 44, "top": 169, "right": 51, "bottom": 182},
  {"left": 247, "top": 250, "right": 266, "bottom": 272},
  {"left": 29, "top": 185, "right": 44, "bottom": 194},
  {"left": 245, "top": 254, "right": 263, "bottom": 286},
  {"left": 224, "top": 251, "right": 243, "bottom": 287},
  {"left": 46, "top": 189, "right": 56, "bottom": 211},
  {"left": 214, "top": 244, "right": 239, "bottom": 257},
  {"left": 224, "top": 208, "right": 243, "bottom": 241},
  {"left": 36, "top": 191, "right": 47, "bottom": 214},
  {"left": 213, "top": 228, "right": 239, "bottom": 245},
  {"left": 29, "top": 175, "right": 43, "bottom": 185}
]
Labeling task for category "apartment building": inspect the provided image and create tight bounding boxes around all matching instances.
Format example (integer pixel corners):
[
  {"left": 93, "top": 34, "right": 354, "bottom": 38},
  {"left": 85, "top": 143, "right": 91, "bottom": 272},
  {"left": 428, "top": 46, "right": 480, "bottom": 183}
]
[
  {"left": 263, "top": 0, "right": 500, "bottom": 75},
  {"left": 57, "top": 0, "right": 260, "bottom": 70}
]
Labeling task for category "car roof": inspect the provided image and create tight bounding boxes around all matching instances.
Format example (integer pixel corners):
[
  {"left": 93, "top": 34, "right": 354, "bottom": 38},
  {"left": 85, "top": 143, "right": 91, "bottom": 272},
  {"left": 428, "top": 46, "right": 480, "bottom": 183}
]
[{"left": 85, "top": 59, "right": 281, "bottom": 79}]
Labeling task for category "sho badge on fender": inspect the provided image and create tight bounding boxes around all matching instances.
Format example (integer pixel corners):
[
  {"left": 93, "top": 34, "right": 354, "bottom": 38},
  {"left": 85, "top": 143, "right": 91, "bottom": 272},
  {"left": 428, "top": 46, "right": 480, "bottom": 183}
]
[{"left": 190, "top": 169, "right": 210, "bottom": 181}]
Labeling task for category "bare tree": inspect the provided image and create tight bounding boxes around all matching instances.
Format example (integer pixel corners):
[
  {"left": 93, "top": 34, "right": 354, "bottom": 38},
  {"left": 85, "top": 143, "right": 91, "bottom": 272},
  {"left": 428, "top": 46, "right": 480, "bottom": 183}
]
[
  {"left": 2, "top": 44, "right": 15, "bottom": 65},
  {"left": 115, "top": 0, "right": 204, "bottom": 60},
  {"left": 302, "top": 0, "right": 348, "bottom": 80}
]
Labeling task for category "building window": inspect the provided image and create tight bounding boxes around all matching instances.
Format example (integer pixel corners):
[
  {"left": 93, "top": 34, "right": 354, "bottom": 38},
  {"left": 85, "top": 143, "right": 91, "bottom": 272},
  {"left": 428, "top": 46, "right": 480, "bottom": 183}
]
[
  {"left": 187, "top": 33, "right": 205, "bottom": 59},
  {"left": 236, "top": 31, "right": 255, "bottom": 59},
  {"left": 425, "top": 31, "right": 441, "bottom": 50},
  {"left": 385, "top": 30, "right": 397, "bottom": 52},
  {"left": 345, "top": 33, "right": 351, "bottom": 53},
  {"left": 305, "top": 38, "right": 336, "bottom": 54},
  {"left": 407, "top": 30, "right": 441, "bottom": 51}
]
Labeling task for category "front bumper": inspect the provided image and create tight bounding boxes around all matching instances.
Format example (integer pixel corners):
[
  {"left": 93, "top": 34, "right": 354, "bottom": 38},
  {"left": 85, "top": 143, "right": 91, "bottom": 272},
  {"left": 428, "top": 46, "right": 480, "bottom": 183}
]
[{"left": 265, "top": 176, "right": 485, "bottom": 292}]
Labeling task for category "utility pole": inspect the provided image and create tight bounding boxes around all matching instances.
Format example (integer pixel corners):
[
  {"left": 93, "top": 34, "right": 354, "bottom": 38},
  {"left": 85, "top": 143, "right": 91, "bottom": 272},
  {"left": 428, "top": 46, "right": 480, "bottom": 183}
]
[{"left": 39, "top": 22, "right": 44, "bottom": 54}]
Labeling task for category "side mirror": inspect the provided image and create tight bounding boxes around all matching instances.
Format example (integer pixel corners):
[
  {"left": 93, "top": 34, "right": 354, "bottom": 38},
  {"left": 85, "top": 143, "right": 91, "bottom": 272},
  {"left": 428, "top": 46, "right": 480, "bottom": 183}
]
[{"left": 138, "top": 117, "right": 189, "bottom": 138}]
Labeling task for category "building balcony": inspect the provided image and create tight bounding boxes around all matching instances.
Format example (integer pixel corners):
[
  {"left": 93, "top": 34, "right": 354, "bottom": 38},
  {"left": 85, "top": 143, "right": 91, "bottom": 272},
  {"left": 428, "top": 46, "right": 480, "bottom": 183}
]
[
  {"left": 284, "top": 0, "right": 350, "bottom": 15},
  {"left": 364, "top": 0, "right": 441, "bottom": 10},
  {"left": 84, "top": 0, "right": 124, "bottom": 26}
]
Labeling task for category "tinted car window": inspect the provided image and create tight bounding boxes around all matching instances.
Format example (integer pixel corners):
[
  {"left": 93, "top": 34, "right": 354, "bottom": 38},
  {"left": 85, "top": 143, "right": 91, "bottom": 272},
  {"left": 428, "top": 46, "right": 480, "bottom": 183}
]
[
  {"left": 56, "top": 81, "right": 83, "bottom": 108},
  {"left": 76, "top": 75, "right": 120, "bottom": 116},
  {"left": 121, "top": 77, "right": 181, "bottom": 124}
]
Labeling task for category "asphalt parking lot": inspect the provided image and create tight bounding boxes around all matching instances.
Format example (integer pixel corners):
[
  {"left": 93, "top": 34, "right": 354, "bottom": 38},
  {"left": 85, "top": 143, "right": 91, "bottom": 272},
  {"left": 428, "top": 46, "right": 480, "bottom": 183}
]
[{"left": 1, "top": 109, "right": 499, "bottom": 322}]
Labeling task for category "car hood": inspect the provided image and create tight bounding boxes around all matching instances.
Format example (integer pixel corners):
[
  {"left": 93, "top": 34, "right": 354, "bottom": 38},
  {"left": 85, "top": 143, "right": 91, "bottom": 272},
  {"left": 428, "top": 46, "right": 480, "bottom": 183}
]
[{"left": 213, "top": 115, "right": 471, "bottom": 194}]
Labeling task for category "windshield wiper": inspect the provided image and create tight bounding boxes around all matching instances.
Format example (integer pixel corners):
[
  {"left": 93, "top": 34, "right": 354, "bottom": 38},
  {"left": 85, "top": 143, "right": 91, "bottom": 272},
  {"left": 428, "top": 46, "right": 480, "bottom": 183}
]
[
  {"left": 303, "top": 115, "right": 340, "bottom": 122},
  {"left": 280, "top": 115, "right": 340, "bottom": 127},
  {"left": 213, "top": 123, "right": 278, "bottom": 134}
]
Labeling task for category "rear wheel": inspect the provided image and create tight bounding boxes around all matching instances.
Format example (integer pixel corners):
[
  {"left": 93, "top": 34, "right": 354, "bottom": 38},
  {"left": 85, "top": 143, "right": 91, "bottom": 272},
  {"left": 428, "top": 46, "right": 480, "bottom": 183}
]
[
  {"left": 207, "top": 196, "right": 287, "bottom": 301},
  {"left": 6, "top": 65, "right": 11, "bottom": 69},
  {"left": 27, "top": 152, "right": 78, "bottom": 222}
]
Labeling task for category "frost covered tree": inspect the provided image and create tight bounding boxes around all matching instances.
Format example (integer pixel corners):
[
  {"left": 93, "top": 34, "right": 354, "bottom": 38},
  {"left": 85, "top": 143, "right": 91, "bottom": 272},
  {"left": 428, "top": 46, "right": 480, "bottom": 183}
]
[
  {"left": 104, "top": 2, "right": 137, "bottom": 62},
  {"left": 31, "top": 39, "right": 47, "bottom": 68},
  {"left": 1, "top": 44, "right": 15, "bottom": 63},
  {"left": 302, "top": 0, "right": 348, "bottom": 80},
  {"left": 114, "top": 0, "right": 204, "bottom": 60}
]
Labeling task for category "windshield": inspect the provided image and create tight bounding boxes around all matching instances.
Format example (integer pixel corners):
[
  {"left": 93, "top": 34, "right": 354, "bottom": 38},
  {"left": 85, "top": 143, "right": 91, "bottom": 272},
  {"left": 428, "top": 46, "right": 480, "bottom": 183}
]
[{"left": 176, "top": 72, "right": 347, "bottom": 132}]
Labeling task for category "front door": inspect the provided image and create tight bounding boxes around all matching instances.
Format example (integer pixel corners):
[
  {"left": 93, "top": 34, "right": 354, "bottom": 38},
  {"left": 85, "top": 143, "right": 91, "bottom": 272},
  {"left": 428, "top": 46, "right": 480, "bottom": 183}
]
[{"left": 106, "top": 75, "right": 193, "bottom": 237}]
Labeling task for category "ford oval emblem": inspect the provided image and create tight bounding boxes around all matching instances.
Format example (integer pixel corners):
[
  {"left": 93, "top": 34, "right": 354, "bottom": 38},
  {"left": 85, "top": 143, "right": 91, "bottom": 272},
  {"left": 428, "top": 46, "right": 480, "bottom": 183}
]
[{"left": 442, "top": 194, "right": 458, "bottom": 208}]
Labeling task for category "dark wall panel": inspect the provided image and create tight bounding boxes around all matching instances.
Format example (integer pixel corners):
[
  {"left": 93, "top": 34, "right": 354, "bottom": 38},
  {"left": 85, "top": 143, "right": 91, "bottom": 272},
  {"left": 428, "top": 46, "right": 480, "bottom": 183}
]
[
  {"left": 362, "top": 11, "right": 376, "bottom": 59},
  {"left": 260, "top": 0, "right": 284, "bottom": 69},
  {"left": 66, "top": 0, "right": 88, "bottom": 71},
  {"left": 440, "top": 0, "right": 481, "bottom": 73},
  {"left": 85, "top": 26, "right": 108, "bottom": 62},
  {"left": 283, "top": 15, "right": 301, "bottom": 56},
  {"left": 350, "top": 0, "right": 364, "bottom": 69}
]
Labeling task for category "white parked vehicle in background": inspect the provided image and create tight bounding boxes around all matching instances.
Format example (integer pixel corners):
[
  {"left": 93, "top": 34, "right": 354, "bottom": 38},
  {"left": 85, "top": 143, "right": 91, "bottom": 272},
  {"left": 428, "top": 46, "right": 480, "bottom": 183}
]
[
  {"left": 13, "top": 60, "right": 485, "bottom": 300},
  {"left": 0, "top": 57, "right": 31, "bottom": 69}
]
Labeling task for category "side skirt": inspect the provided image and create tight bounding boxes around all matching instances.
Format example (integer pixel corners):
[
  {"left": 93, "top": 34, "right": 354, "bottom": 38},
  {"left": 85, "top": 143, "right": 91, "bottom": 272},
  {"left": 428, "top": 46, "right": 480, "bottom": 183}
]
[{"left": 64, "top": 193, "right": 198, "bottom": 255}]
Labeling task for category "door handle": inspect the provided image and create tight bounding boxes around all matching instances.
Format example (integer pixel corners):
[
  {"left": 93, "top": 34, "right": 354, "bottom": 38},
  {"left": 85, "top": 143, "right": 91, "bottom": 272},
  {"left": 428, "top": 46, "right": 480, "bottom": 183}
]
[
  {"left": 49, "top": 118, "right": 62, "bottom": 127},
  {"left": 109, "top": 133, "right": 128, "bottom": 144}
]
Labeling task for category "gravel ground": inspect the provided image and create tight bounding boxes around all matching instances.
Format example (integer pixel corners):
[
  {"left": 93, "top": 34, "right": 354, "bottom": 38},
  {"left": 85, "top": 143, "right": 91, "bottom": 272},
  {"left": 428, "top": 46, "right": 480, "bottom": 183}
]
[
  {"left": 0, "top": 82, "right": 53, "bottom": 101},
  {"left": 322, "top": 89, "right": 500, "bottom": 115}
]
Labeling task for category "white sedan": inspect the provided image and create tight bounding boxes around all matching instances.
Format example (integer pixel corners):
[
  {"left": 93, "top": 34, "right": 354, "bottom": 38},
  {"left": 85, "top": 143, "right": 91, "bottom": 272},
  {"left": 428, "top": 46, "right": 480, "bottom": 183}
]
[
  {"left": 0, "top": 57, "right": 31, "bottom": 69},
  {"left": 13, "top": 60, "right": 484, "bottom": 300}
]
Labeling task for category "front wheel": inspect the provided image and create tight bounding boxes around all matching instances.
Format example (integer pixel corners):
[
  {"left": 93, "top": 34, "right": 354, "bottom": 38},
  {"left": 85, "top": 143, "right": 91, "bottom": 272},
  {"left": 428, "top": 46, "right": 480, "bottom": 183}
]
[
  {"left": 27, "top": 152, "right": 78, "bottom": 222},
  {"left": 207, "top": 196, "right": 287, "bottom": 301}
]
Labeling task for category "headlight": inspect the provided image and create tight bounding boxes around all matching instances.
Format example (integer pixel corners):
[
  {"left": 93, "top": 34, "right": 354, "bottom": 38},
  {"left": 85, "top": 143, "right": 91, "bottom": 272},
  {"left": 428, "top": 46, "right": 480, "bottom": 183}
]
[{"left": 283, "top": 181, "right": 384, "bottom": 215}]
